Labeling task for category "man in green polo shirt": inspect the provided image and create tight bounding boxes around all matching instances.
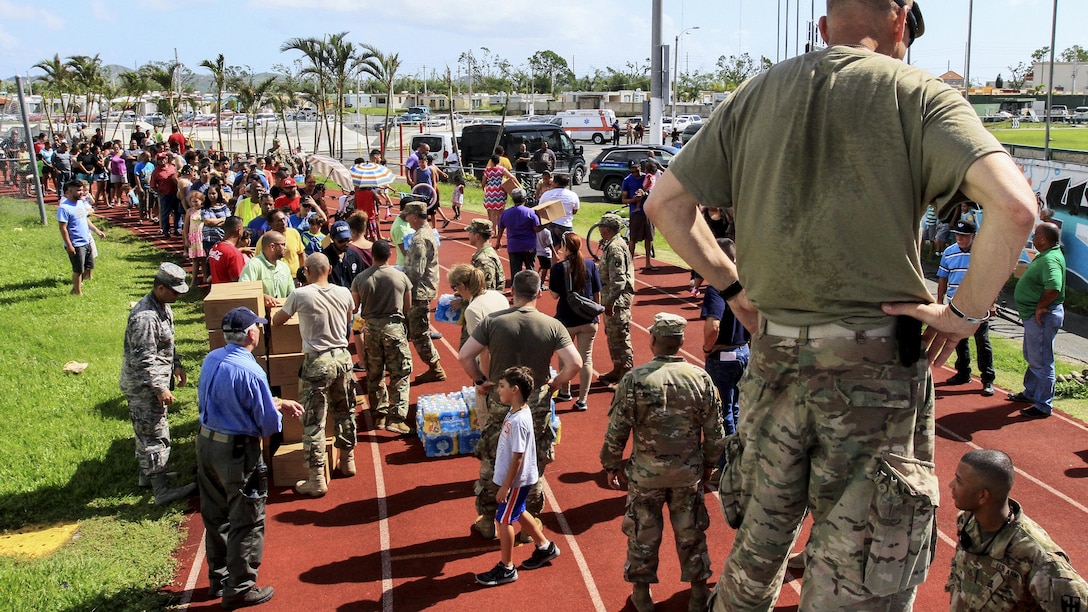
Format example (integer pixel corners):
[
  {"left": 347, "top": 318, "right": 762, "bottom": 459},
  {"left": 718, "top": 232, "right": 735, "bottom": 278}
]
[
  {"left": 240, "top": 230, "right": 294, "bottom": 310},
  {"left": 1010, "top": 222, "right": 1066, "bottom": 418}
]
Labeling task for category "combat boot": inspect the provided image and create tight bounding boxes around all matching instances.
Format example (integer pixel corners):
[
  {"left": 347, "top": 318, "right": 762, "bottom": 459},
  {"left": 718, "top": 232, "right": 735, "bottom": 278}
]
[
  {"left": 338, "top": 449, "right": 356, "bottom": 477},
  {"left": 294, "top": 466, "right": 328, "bottom": 497},
  {"left": 139, "top": 470, "right": 178, "bottom": 488},
  {"left": 151, "top": 474, "right": 197, "bottom": 506},
  {"left": 472, "top": 515, "right": 497, "bottom": 540},
  {"left": 414, "top": 363, "right": 447, "bottom": 384},
  {"left": 631, "top": 582, "right": 654, "bottom": 612},
  {"left": 688, "top": 581, "right": 709, "bottom": 612},
  {"left": 598, "top": 368, "right": 630, "bottom": 384}
]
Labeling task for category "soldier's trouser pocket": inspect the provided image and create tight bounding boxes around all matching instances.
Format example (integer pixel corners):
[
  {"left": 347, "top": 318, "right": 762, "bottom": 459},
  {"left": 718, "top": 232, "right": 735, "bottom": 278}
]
[
  {"left": 862, "top": 452, "right": 938, "bottom": 596},
  {"left": 717, "top": 435, "right": 747, "bottom": 529}
]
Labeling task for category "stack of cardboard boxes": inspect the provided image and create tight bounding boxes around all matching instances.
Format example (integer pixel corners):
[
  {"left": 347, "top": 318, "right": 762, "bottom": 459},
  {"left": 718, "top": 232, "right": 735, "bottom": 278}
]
[{"left": 203, "top": 282, "right": 336, "bottom": 488}]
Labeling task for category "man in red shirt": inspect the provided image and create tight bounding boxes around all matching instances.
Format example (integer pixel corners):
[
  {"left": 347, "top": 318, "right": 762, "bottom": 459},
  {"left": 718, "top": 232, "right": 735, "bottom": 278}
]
[
  {"left": 274, "top": 177, "right": 301, "bottom": 214},
  {"left": 167, "top": 126, "right": 187, "bottom": 154},
  {"left": 150, "top": 153, "right": 182, "bottom": 237},
  {"left": 208, "top": 216, "right": 248, "bottom": 283}
]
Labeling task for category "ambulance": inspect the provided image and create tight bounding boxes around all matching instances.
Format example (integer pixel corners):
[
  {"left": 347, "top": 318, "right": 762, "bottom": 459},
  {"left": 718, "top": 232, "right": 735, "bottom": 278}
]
[{"left": 556, "top": 109, "right": 618, "bottom": 144}]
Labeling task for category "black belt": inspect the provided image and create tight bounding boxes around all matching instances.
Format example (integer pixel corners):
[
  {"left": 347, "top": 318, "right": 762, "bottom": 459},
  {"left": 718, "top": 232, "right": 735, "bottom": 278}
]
[{"left": 200, "top": 426, "right": 258, "bottom": 444}]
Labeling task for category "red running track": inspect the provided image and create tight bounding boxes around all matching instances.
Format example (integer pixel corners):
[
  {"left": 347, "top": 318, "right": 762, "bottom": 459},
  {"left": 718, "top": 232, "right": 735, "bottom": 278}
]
[{"left": 59, "top": 192, "right": 1086, "bottom": 612}]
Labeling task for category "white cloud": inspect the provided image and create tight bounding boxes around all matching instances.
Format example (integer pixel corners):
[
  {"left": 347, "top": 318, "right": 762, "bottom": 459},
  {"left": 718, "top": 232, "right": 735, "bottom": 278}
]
[
  {"left": 0, "top": 25, "right": 18, "bottom": 50},
  {"left": 91, "top": 0, "right": 115, "bottom": 22},
  {"left": 0, "top": 0, "right": 64, "bottom": 30}
]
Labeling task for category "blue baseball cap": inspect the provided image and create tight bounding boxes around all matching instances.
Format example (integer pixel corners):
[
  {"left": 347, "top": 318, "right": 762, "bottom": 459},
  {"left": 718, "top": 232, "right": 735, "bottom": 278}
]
[{"left": 222, "top": 307, "right": 267, "bottom": 333}]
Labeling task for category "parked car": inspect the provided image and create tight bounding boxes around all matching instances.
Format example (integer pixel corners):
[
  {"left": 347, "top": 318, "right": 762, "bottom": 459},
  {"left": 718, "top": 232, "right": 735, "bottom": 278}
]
[
  {"left": 410, "top": 133, "right": 459, "bottom": 170},
  {"left": 588, "top": 144, "right": 679, "bottom": 203},
  {"left": 1073, "top": 107, "right": 1088, "bottom": 124},
  {"left": 680, "top": 122, "right": 704, "bottom": 144},
  {"left": 461, "top": 122, "right": 587, "bottom": 184}
]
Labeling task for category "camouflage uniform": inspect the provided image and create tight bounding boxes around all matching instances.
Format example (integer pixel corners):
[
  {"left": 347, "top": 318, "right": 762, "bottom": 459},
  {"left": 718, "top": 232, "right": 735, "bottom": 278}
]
[
  {"left": 599, "top": 233, "right": 634, "bottom": 373},
  {"left": 600, "top": 316, "right": 725, "bottom": 585},
  {"left": 364, "top": 318, "right": 412, "bottom": 423},
  {"left": 947, "top": 499, "right": 1088, "bottom": 612},
  {"left": 266, "top": 144, "right": 296, "bottom": 175},
  {"left": 471, "top": 244, "right": 506, "bottom": 292},
  {"left": 120, "top": 292, "right": 181, "bottom": 477},
  {"left": 715, "top": 329, "right": 937, "bottom": 611},
  {"left": 476, "top": 387, "right": 555, "bottom": 519},
  {"left": 298, "top": 348, "right": 355, "bottom": 470},
  {"left": 404, "top": 222, "right": 440, "bottom": 366}
]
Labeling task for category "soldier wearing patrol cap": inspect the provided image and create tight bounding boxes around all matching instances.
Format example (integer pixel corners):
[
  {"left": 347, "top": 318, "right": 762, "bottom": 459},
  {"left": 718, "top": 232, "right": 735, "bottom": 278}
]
[
  {"left": 467, "top": 219, "right": 506, "bottom": 292},
  {"left": 947, "top": 448, "right": 1088, "bottom": 611},
  {"left": 120, "top": 262, "right": 198, "bottom": 505},
  {"left": 402, "top": 201, "right": 446, "bottom": 383},
  {"left": 597, "top": 213, "right": 635, "bottom": 383},
  {"left": 601, "top": 312, "right": 725, "bottom": 612}
]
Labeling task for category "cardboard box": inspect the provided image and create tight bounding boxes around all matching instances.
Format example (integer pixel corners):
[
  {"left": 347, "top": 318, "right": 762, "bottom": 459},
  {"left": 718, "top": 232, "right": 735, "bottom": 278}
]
[
  {"left": 278, "top": 411, "right": 337, "bottom": 444},
  {"left": 208, "top": 329, "right": 226, "bottom": 350},
  {"left": 204, "top": 281, "right": 265, "bottom": 329},
  {"left": 268, "top": 307, "right": 304, "bottom": 354},
  {"left": 277, "top": 383, "right": 299, "bottom": 402},
  {"left": 533, "top": 199, "right": 566, "bottom": 225},
  {"left": 257, "top": 353, "right": 306, "bottom": 387},
  {"left": 270, "top": 439, "right": 337, "bottom": 488}
]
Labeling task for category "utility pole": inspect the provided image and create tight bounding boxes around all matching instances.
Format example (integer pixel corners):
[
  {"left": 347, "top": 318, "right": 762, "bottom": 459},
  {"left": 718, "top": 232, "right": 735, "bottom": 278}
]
[
  {"left": 16, "top": 76, "right": 47, "bottom": 224},
  {"left": 1044, "top": 0, "right": 1058, "bottom": 160},
  {"left": 964, "top": 0, "right": 974, "bottom": 96},
  {"left": 649, "top": 0, "right": 665, "bottom": 145}
]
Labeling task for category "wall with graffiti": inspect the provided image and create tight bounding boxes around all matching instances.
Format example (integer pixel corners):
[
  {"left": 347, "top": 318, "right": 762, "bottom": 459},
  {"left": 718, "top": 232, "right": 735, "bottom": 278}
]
[{"left": 1016, "top": 157, "right": 1088, "bottom": 291}]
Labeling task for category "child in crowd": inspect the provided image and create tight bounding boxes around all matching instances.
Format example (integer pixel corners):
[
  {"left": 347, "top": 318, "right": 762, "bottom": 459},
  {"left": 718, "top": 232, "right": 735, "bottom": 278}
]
[
  {"left": 535, "top": 227, "right": 553, "bottom": 291},
  {"left": 301, "top": 213, "right": 326, "bottom": 255},
  {"left": 475, "top": 366, "right": 560, "bottom": 587},
  {"left": 183, "top": 191, "right": 207, "bottom": 285},
  {"left": 451, "top": 174, "right": 464, "bottom": 220}
]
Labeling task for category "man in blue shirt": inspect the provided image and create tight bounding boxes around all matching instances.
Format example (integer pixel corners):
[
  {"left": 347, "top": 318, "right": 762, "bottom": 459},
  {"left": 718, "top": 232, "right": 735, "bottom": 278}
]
[
  {"left": 621, "top": 160, "right": 655, "bottom": 270},
  {"left": 57, "top": 179, "right": 106, "bottom": 296},
  {"left": 937, "top": 220, "right": 995, "bottom": 396},
  {"left": 700, "top": 237, "right": 751, "bottom": 438},
  {"left": 196, "top": 307, "right": 303, "bottom": 609}
]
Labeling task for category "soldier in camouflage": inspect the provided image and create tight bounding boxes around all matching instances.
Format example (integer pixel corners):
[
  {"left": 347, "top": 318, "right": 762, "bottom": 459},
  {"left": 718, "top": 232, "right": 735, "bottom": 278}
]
[
  {"left": 350, "top": 240, "right": 414, "bottom": 434},
  {"left": 273, "top": 253, "right": 356, "bottom": 497},
  {"left": 402, "top": 201, "right": 446, "bottom": 383},
  {"left": 120, "top": 262, "right": 198, "bottom": 506},
  {"left": 467, "top": 219, "right": 506, "bottom": 292},
  {"left": 266, "top": 138, "right": 296, "bottom": 176},
  {"left": 458, "top": 270, "right": 581, "bottom": 542},
  {"left": 645, "top": 0, "right": 1038, "bottom": 609},
  {"left": 601, "top": 313, "right": 725, "bottom": 612},
  {"left": 596, "top": 213, "right": 634, "bottom": 383},
  {"left": 947, "top": 449, "right": 1087, "bottom": 612}
]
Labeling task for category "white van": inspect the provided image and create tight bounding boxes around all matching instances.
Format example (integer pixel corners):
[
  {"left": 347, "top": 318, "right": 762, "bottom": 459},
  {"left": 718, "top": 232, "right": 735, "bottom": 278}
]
[
  {"left": 410, "top": 133, "right": 459, "bottom": 170},
  {"left": 556, "top": 109, "right": 618, "bottom": 144}
]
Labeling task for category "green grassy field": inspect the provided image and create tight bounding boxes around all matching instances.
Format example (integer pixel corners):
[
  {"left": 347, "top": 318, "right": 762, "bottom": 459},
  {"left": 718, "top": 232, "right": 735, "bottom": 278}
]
[{"left": 988, "top": 123, "right": 1088, "bottom": 150}]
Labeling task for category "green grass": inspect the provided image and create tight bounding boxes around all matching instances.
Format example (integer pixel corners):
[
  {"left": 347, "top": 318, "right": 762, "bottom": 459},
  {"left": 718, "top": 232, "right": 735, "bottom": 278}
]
[
  {"left": 990, "top": 336, "right": 1088, "bottom": 422},
  {"left": 988, "top": 123, "right": 1088, "bottom": 150},
  {"left": 0, "top": 198, "right": 207, "bottom": 610}
]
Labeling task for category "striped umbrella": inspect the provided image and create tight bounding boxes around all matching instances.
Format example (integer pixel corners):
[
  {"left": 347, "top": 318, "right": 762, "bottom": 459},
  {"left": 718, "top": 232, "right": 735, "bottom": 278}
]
[{"left": 349, "top": 162, "right": 396, "bottom": 188}]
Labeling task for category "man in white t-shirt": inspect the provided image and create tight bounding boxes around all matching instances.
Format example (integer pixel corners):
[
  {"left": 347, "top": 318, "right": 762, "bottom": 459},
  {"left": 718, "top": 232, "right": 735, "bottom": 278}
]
[
  {"left": 538, "top": 173, "right": 579, "bottom": 244},
  {"left": 273, "top": 253, "right": 355, "bottom": 497}
]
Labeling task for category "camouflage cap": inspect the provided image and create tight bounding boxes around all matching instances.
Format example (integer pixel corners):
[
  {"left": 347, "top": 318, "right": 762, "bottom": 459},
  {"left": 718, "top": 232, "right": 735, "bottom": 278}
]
[
  {"left": 600, "top": 213, "right": 624, "bottom": 230},
  {"left": 402, "top": 201, "right": 427, "bottom": 218},
  {"left": 650, "top": 312, "right": 686, "bottom": 337},
  {"left": 154, "top": 262, "right": 189, "bottom": 294},
  {"left": 466, "top": 219, "right": 493, "bottom": 235}
]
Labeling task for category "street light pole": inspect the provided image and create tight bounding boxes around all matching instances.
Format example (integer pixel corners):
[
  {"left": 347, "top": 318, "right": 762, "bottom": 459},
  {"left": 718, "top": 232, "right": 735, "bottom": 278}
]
[
  {"left": 672, "top": 26, "right": 699, "bottom": 118},
  {"left": 1044, "top": 0, "right": 1058, "bottom": 160}
]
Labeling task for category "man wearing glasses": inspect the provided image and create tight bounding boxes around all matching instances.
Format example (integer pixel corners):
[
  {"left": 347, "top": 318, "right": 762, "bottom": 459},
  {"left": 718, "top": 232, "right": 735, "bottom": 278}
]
[
  {"left": 240, "top": 230, "right": 294, "bottom": 310},
  {"left": 120, "top": 262, "right": 198, "bottom": 506},
  {"left": 647, "top": 0, "right": 1037, "bottom": 609}
]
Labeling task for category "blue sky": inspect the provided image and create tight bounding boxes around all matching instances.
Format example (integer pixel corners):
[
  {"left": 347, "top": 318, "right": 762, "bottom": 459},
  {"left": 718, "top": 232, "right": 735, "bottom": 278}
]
[{"left": 2, "top": 0, "right": 1085, "bottom": 90}]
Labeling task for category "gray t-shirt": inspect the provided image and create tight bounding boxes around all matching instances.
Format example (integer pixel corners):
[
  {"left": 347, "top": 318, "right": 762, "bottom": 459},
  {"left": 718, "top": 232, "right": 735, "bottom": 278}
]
[
  {"left": 670, "top": 46, "right": 1007, "bottom": 328},
  {"left": 493, "top": 407, "right": 538, "bottom": 488},
  {"left": 280, "top": 283, "right": 353, "bottom": 354},
  {"left": 471, "top": 306, "right": 572, "bottom": 388},
  {"left": 351, "top": 265, "right": 412, "bottom": 319}
]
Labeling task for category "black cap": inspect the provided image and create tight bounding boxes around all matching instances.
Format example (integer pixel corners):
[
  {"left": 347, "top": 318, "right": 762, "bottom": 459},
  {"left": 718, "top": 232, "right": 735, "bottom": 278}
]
[{"left": 951, "top": 220, "right": 977, "bottom": 235}]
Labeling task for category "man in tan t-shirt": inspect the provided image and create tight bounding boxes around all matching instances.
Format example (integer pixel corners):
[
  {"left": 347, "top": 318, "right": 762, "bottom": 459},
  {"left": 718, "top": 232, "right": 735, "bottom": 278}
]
[
  {"left": 273, "top": 253, "right": 355, "bottom": 497},
  {"left": 645, "top": 1, "right": 1037, "bottom": 610}
]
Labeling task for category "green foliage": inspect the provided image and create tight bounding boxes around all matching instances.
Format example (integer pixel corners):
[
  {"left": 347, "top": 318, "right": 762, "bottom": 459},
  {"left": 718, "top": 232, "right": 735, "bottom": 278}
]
[{"left": 0, "top": 198, "right": 203, "bottom": 610}]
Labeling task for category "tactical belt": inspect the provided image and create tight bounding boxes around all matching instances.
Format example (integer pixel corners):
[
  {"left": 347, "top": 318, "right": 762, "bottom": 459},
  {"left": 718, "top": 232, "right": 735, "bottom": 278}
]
[{"left": 763, "top": 320, "right": 895, "bottom": 340}]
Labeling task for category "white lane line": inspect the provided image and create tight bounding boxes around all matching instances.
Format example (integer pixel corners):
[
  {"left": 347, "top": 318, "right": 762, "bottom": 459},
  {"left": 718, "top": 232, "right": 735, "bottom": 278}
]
[
  {"left": 937, "top": 423, "right": 1088, "bottom": 516},
  {"left": 541, "top": 477, "right": 608, "bottom": 612},
  {"left": 361, "top": 411, "right": 395, "bottom": 612},
  {"left": 176, "top": 531, "right": 206, "bottom": 609}
]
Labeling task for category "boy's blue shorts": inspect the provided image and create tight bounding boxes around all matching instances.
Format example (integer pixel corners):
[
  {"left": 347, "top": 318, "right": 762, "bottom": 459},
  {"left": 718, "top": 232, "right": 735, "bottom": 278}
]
[{"left": 495, "top": 485, "right": 531, "bottom": 525}]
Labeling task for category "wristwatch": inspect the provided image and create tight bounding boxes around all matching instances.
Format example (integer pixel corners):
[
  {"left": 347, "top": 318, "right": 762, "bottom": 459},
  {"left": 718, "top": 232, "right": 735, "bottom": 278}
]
[{"left": 474, "top": 377, "right": 487, "bottom": 386}]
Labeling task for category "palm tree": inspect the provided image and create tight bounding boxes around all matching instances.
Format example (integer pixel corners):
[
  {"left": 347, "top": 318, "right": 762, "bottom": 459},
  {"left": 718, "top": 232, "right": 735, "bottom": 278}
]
[
  {"left": 269, "top": 78, "right": 297, "bottom": 154},
  {"left": 141, "top": 61, "right": 182, "bottom": 130},
  {"left": 358, "top": 45, "right": 401, "bottom": 161},
  {"left": 199, "top": 54, "right": 230, "bottom": 152},
  {"left": 67, "top": 54, "right": 105, "bottom": 127},
  {"left": 281, "top": 36, "right": 335, "bottom": 156},
  {"left": 231, "top": 75, "right": 276, "bottom": 155},
  {"left": 32, "top": 54, "right": 71, "bottom": 137},
  {"left": 322, "top": 32, "right": 360, "bottom": 159},
  {"left": 118, "top": 70, "right": 149, "bottom": 137}
]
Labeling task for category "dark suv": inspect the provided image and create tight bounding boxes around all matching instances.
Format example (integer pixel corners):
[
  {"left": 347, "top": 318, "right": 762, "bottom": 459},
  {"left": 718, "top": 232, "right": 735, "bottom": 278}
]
[
  {"left": 588, "top": 145, "right": 679, "bottom": 203},
  {"left": 461, "top": 122, "right": 587, "bottom": 184}
]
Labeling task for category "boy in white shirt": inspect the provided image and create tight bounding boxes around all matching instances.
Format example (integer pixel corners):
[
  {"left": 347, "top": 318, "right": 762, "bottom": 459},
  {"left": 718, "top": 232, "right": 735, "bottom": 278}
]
[{"left": 475, "top": 366, "right": 561, "bottom": 586}]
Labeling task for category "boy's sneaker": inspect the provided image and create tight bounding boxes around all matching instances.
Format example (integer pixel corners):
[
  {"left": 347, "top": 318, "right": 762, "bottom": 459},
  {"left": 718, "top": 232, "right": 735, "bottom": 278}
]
[
  {"left": 475, "top": 562, "right": 518, "bottom": 587},
  {"left": 521, "top": 541, "right": 560, "bottom": 570}
]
